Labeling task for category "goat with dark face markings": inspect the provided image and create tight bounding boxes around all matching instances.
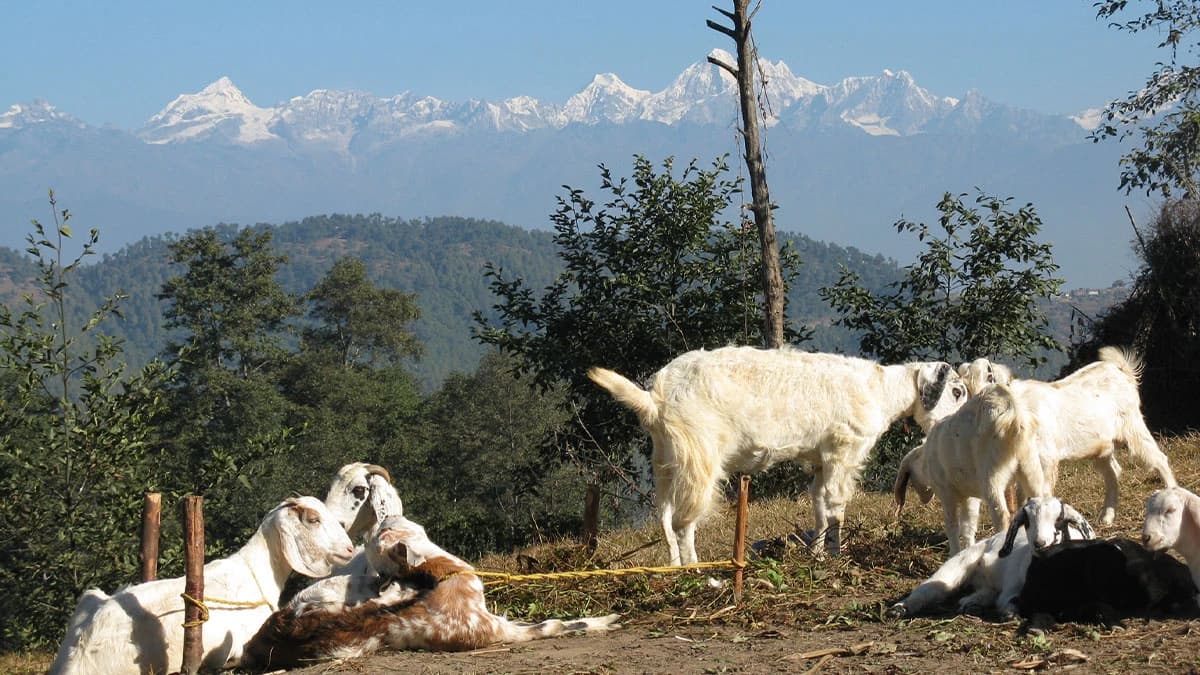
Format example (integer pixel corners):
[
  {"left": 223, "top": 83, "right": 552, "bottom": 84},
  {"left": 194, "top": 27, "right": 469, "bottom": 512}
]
[
  {"left": 889, "top": 496, "right": 1094, "bottom": 619},
  {"left": 1017, "top": 537, "right": 1198, "bottom": 626}
]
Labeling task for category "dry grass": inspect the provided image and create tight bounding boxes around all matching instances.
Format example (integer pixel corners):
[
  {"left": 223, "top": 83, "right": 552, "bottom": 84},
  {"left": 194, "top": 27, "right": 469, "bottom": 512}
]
[
  {"left": 0, "top": 651, "right": 53, "bottom": 675},
  {"left": 20, "top": 433, "right": 1200, "bottom": 673},
  {"left": 478, "top": 432, "right": 1200, "bottom": 634}
]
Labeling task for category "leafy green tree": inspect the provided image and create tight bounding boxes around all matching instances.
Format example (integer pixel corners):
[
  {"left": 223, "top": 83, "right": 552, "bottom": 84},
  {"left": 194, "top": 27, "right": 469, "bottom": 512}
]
[
  {"left": 821, "top": 191, "right": 1063, "bottom": 490},
  {"left": 302, "top": 257, "right": 422, "bottom": 367},
  {"left": 402, "top": 351, "right": 583, "bottom": 558},
  {"left": 0, "top": 196, "right": 171, "bottom": 649},
  {"left": 474, "top": 155, "right": 804, "bottom": 486},
  {"left": 160, "top": 228, "right": 296, "bottom": 377},
  {"left": 277, "top": 257, "right": 426, "bottom": 498},
  {"left": 156, "top": 227, "right": 300, "bottom": 546},
  {"left": 1070, "top": 200, "right": 1200, "bottom": 431},
  {"left": 1093, "top": 0, "right": 1200, "bottom": 197},
  {"left": 822, "top": 191, "right": 1064, "bottom": 369}
]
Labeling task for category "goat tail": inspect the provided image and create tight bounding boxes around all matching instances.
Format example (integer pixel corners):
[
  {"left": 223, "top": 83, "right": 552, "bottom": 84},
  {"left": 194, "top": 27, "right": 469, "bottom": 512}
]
[
  {"left": 1097, "top": 345, "right": 1145, "bottom": 384},
  {"left": 893, "top": 460, "right": 912, "bottom": 519},
  {"left": 587, "top": 367, "right": 659, "bottom": 426},
  {"left": 892, "top": 444, "right": 936, "bottom": 519}
]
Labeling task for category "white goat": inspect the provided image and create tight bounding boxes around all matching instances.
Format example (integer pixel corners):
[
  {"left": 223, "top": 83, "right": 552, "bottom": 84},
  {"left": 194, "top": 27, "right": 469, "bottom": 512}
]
[
  {"left": 986, "top": 347, "right": 1174, "bottom": 524},
  {"left": 49, "top": 496, "right": 356, "bottom": 675},
  {"left": 323, "top": 462, "right": 396, "bottom": 540},
  {"left": 1142, "top": 486, "right": 1200, "bottom": 604},
  {"left": 322, "top": 462, "right": 398, "bottom": 576},
  {"left": 889, "top": 496, "right": 1095, "bottom": 619},
  {"left": 958, "top": 358, "right": 1013, "bottom": 396},
  {"left": 894, "top": 383, "right": 1048, "bottom": 554},
  {"left": 294, "top": 471, "right": 407, "bottom": 608},
  {"left": 241, "top": 514, "right": 621, "bottom": 668},
  {"left": 588, "top": 346, "right": 966, "bottom": 563}
]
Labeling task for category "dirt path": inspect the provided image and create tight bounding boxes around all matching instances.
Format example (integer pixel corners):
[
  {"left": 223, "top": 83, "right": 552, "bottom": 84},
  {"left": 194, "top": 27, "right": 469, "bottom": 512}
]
[{"left": 284, "top": 613, "right": 1200, "bottom": 674}]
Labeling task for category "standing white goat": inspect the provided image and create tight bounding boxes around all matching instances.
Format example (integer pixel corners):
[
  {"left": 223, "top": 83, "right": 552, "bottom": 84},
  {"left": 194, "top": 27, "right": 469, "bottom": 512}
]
[
  {"left": 1142, "top": 486, "right": 1200, "bottom": 603},
  {"left": 889, "top": 496, "right": 1095, "bottom": 619},
  {"left": 894, "top": 383, "right": 1048, "bottom": 554},
  {"left": 49, "top": 496, "right": 356, "bottom": 675},
  {"left": 588, "top": 346, "right": 966, "bottom": 563},
  {"left": 984, "top": 347, "right": 1174, "bottom": 524},
  {"left": 958, "top": 358, "right": 1013, "bottom": 396}
]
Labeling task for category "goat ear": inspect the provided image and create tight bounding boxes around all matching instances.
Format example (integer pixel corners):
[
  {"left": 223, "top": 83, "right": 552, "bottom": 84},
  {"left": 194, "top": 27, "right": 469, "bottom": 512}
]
[
  {"left": 1059, "top": 504, "right": 1094, "bottom": 540},
  {"left": 369, "top": 475, "right": 403, "bottom": 521},
  {"left": 998, "top": 506, "right": 1029, "bottom": 558},
  {"left": 275, "top": 503, "right": 335, "bottom": 578},
  {"left": 918, "top": 362, "right": 952, "bottom": 410}
]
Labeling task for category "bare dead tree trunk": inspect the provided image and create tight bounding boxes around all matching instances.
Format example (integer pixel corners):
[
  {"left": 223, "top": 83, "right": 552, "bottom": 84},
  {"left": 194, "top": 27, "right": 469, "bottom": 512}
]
[{"left": 708, "top": 0, "right": 787, "bottom": 348}]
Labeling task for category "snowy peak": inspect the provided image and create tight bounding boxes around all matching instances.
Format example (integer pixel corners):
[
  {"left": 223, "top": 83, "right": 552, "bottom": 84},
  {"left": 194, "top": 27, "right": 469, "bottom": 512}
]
[
  {"left": 0, "top": 100, "right": 85, "bottom": 129},
  {"left": 561, "top": 73, "right": 649, "bottom": 124},
  {"left": 139, "top": 76, "right": 277, "bottom": 145},
  {"left": 108, "top": 54, "right": 1090, "bottom": 149}
]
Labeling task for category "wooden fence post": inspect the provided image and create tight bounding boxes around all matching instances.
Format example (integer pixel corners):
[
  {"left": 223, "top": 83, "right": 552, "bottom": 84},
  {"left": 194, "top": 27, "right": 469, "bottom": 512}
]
[
  {"left": 180, "top": 496, "right": 205, "bottom": 675},
  {"left": 582, "top": 484, "right": 600, "bottom": 556},
  {"left": 733, "top": 475, "right": 750, "bottom": 603},
  {"left": 139, "top": 492, "right": 161, "bottom": 583}
]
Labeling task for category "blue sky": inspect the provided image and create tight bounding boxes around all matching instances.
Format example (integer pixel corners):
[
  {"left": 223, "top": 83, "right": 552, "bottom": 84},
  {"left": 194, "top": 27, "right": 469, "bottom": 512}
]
[{"left": 2, "top": 1, "right": 1167, "bottom": 129}]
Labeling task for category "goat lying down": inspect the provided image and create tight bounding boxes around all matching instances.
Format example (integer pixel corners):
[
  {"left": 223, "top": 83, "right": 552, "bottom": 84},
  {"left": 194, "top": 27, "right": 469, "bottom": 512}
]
[
  {"left": 889, "top": 497, "right": 1094, "bottom": 619},
  {"left": 50, "top": 497, "right": 356, "bottom": 675},
  {"left": 320, "top": 462, "right": 402, "bottom": 577},
  {"left": 1142, "top": 486, "right": 1200, "bottom": 604},
  {"left": 1017, "top": 537, "right": 1197, "bottom": 625},
  {"left": 589, "top": 346, "right": 965, "bottom": 563},
  {"left": 240, "top": 515, "right": 620, "bottom": 669}
]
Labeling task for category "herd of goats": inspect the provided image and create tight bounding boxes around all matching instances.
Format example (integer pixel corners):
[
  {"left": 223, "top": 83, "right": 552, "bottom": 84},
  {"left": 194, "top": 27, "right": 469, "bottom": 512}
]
[{"left": 48, "top": 344, "right": 1200, "bottom": 673}]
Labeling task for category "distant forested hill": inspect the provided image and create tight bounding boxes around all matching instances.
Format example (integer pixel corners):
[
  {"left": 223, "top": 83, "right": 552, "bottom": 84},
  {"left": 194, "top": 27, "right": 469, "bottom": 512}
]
[{"left": 0, "top": 214, "right": 905, "bottom": 387}]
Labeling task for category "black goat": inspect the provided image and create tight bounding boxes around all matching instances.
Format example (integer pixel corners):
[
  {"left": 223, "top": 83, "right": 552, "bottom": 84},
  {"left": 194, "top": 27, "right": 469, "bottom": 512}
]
[{"left": 1017, "top": 537, "right": 1198, "bottom": 626}]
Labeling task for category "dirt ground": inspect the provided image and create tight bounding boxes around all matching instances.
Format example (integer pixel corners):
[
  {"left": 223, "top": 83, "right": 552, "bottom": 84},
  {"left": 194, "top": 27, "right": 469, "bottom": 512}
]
[
  {"left": 282, "top": 604, "right": 1200, "bottom": 675},
  {"left": 17, "top": 440, "right": 1200, "bottom": 675},
  {"left": 277, "top": 463, "right": 1200, "bottom": 675}
]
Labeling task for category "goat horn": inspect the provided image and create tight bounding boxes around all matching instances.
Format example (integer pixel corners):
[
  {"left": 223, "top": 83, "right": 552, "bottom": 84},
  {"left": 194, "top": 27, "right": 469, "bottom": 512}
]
[{"left": 365, "top": 464, "right": 392, "bottom": 484}]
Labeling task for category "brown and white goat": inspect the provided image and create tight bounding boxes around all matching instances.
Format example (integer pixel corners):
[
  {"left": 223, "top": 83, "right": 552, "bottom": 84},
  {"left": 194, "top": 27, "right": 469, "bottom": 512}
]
[{"left": 240, "top": 515, "right": 620, "bottom": 668}]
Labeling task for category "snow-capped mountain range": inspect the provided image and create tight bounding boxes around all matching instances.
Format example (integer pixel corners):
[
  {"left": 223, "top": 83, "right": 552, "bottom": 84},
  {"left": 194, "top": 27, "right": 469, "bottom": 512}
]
[
  {"left": 0, "top": 49, "right": 1133, "bottom": 288},
  {"left": 2, "top": 49, "right": 1090, "bottom": 151}
]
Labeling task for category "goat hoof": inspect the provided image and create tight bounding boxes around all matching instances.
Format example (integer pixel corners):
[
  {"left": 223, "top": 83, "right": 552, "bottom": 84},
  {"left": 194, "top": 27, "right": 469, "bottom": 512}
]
[
  {"left": 1100, "top": 509, "right": 1116, "bottom": 526},
  {"left": 885, "top": 603, "right": 908, "bottom": 619}
]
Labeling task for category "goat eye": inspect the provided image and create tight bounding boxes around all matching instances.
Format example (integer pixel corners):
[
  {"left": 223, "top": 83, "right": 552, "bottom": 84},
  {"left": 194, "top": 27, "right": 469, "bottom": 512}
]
[
  {"left": 306, "top": 514, "right": 321, "bottom": 525},
  {"left": 352, "top": 486, "right": 367, "bottom": 499}
]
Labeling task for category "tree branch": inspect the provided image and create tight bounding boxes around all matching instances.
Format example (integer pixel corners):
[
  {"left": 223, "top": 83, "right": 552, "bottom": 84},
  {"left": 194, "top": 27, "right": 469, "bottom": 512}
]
[
  {"left": 707, "top": 55, "right": 738, "bottom": 78},
  {"left": 706, "top": 18, "right": 737, "bottom": 40},
  {"left": 711, "top": 5, "right": 736, "bottom": 22}
]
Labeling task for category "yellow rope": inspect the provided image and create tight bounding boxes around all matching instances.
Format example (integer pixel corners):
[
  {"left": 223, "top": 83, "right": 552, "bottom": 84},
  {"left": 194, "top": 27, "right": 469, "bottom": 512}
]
[
  {"left": 471, "top": 559, "right": 747, "bottom": 586},
  {"left": 180, "top": 593, "right": 271, "bottom": 627}
]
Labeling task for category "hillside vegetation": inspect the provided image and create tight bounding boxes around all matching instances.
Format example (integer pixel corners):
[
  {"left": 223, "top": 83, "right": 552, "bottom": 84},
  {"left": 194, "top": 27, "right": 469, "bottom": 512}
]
[{"left": 0, "top": 213, "right": 904, "bottom": 387}]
